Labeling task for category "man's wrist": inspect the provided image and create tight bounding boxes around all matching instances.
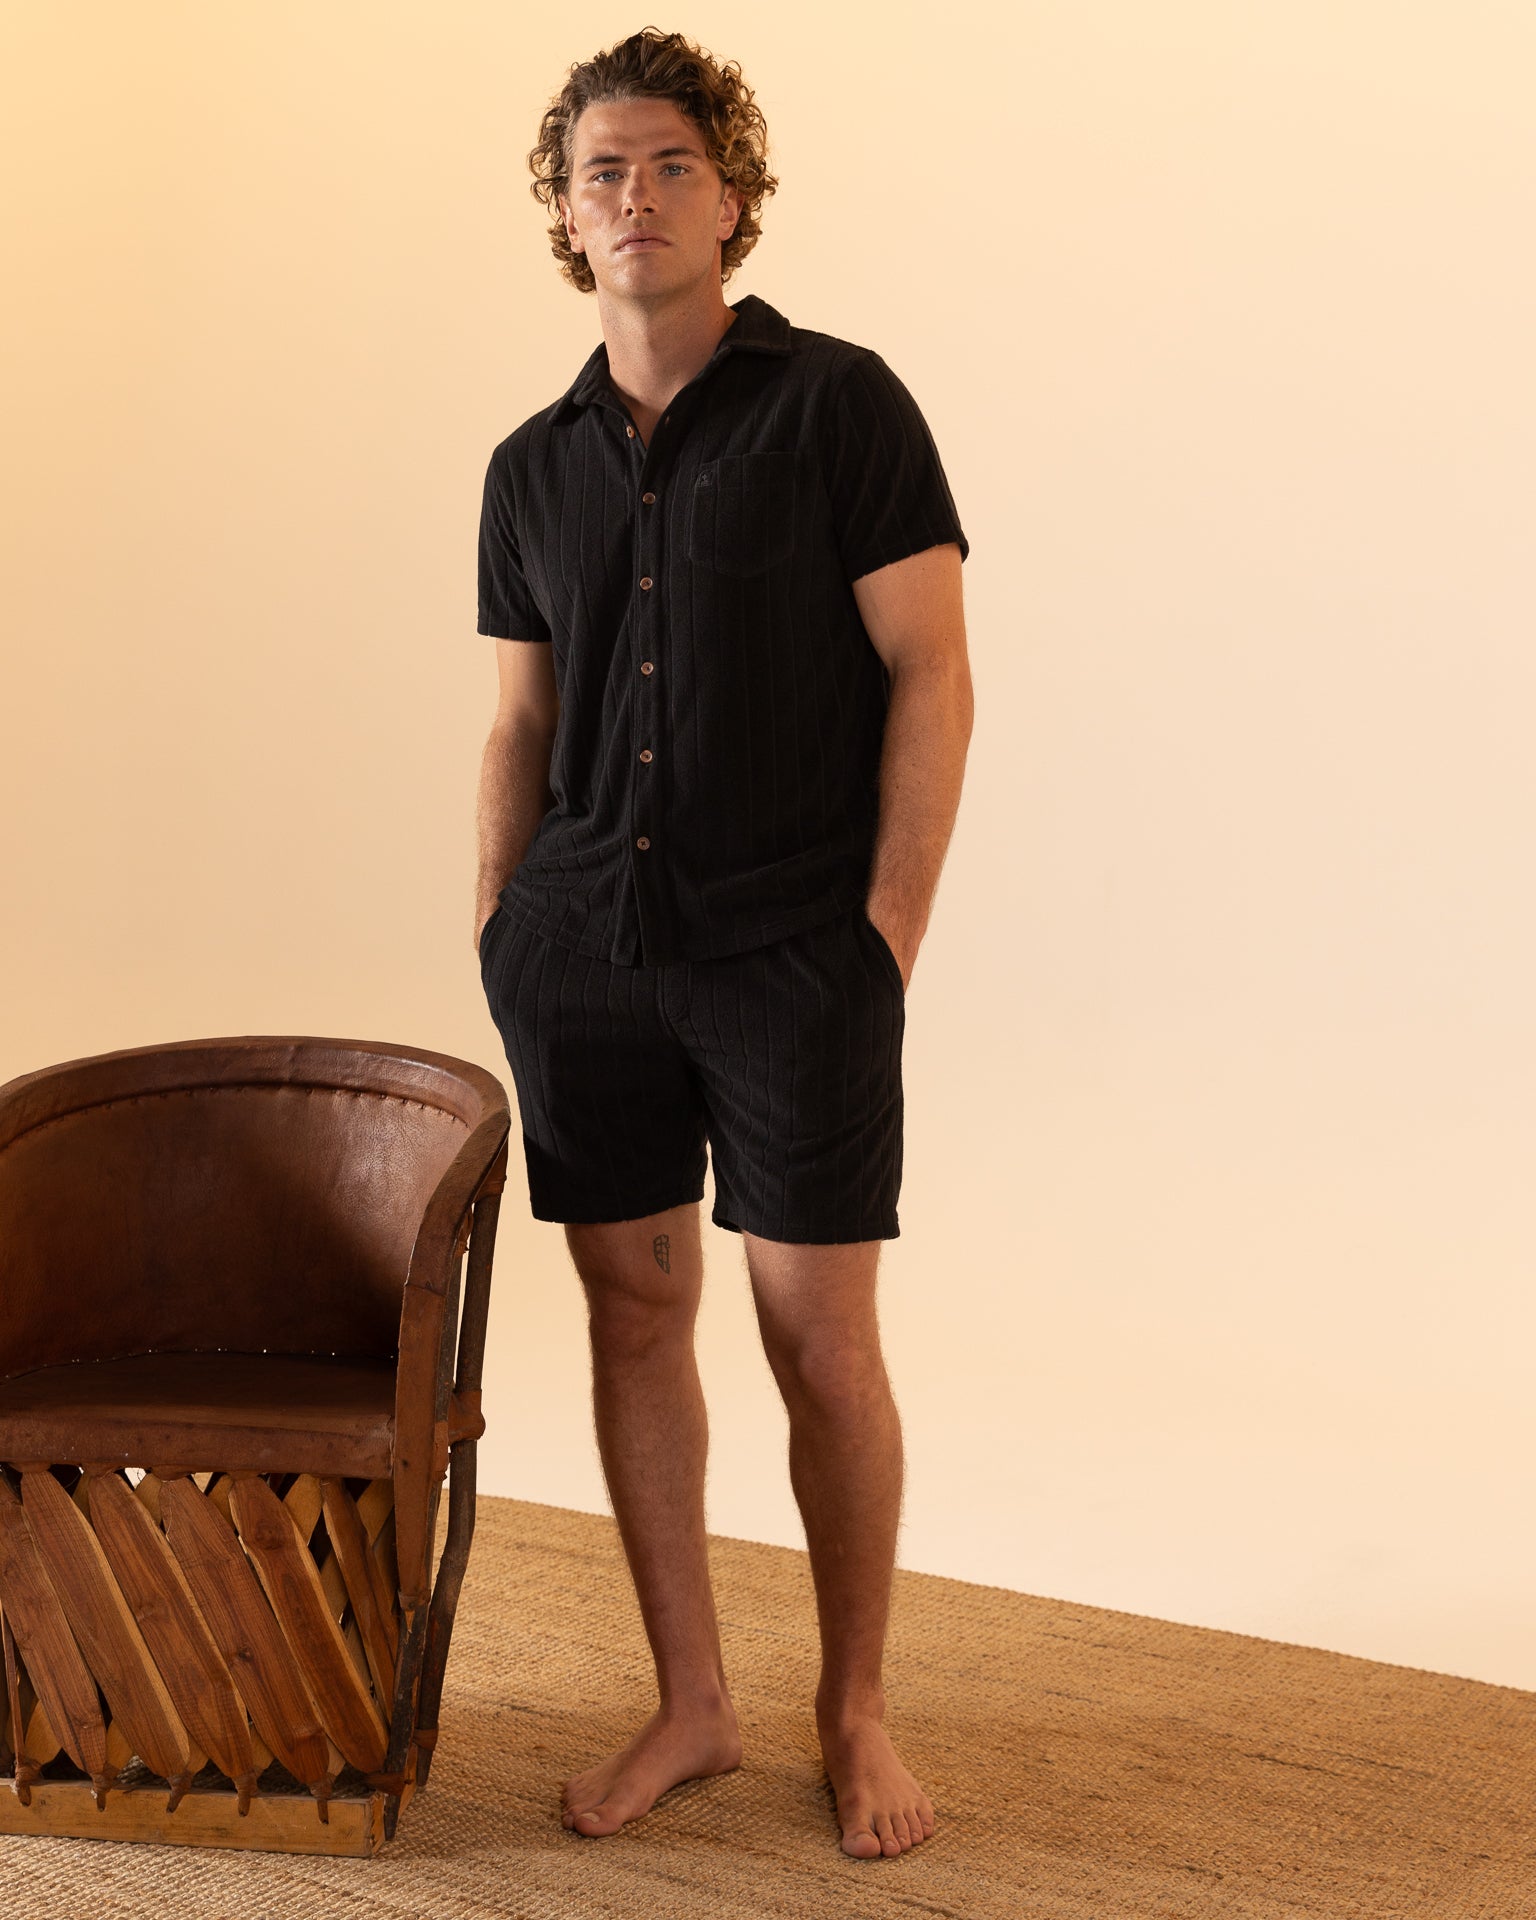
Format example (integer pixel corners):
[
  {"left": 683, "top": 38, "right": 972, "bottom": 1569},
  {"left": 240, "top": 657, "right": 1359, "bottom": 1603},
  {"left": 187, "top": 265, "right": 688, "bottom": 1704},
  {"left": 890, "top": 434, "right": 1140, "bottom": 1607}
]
[
  {"left": 865, "top": 890, "right": 927, "bottom": 942},
  {"left": 864, "top": 891, "right": 929, "bottom": 986}
]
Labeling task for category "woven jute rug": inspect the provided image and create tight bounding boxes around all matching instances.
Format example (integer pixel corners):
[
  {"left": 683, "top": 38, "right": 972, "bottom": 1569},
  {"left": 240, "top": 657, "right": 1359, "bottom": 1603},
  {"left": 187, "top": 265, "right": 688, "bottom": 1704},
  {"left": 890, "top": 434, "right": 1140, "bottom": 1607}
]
[{"left": 2, "top": 1493, "right": 1532, "bottom": 1917}]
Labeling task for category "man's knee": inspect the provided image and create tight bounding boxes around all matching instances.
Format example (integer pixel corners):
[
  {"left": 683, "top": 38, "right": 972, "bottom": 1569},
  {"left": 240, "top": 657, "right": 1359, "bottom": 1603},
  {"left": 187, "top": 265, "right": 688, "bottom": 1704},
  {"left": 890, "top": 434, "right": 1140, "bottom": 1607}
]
[
  {"left": 745, "top": 1243, "right": 883, "bottom": 1401},
  {"left": 760, "top": 1317, "right": 889, "bottom": 1414},
  {"left": 566, "top": 1205, "right": 702, "bottom": 1347}
]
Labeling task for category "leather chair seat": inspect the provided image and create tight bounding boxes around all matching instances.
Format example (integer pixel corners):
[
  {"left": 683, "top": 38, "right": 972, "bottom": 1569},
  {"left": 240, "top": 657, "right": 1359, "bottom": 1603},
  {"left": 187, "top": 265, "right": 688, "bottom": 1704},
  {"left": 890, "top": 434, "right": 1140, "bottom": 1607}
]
[{"left": 0, "top": 1350, "right": 485, "bottom": 1478}]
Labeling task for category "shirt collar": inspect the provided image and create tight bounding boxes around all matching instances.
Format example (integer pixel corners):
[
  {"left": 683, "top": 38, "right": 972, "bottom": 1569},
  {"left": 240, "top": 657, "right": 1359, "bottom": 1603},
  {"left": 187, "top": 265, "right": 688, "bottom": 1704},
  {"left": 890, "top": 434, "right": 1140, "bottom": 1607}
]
[{"left": 561, "top": 294, "right": 792, "bottom": 412}]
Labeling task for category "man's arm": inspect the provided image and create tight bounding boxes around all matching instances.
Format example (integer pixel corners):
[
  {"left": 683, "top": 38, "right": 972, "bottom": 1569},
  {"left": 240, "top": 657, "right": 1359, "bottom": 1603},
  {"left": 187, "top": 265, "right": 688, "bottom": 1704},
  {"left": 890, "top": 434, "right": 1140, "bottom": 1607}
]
[
  {"left": 474, "top": 637, "right": 559, "bottom": 952},
  {"left": 854, "top": 541, "right": 973, "bottom": 991}
]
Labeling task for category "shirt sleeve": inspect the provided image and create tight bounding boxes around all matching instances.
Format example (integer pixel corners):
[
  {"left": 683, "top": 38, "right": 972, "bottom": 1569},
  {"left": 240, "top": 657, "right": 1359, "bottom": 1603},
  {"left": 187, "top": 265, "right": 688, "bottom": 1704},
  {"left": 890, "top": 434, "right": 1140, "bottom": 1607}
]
[
  {"left": 477, "top": 442, "right": 553, "bottom": 642},
  {"left": 822, "top": 349, "right": 970, "bottom": 584}
]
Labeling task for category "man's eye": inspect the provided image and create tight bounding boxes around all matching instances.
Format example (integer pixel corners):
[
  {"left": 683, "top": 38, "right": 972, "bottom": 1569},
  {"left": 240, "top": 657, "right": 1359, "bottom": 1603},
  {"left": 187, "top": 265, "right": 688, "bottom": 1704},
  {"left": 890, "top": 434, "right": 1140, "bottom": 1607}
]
[{"left": 590, "top": 166, "right": 687, "bottom": 183}]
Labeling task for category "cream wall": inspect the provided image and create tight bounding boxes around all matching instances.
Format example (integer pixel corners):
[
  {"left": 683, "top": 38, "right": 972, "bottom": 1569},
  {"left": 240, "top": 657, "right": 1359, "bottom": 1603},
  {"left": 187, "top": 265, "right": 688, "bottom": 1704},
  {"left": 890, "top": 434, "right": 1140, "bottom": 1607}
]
[{"left": 3, "top": 4, "right": 1533, "bottom": 1690}]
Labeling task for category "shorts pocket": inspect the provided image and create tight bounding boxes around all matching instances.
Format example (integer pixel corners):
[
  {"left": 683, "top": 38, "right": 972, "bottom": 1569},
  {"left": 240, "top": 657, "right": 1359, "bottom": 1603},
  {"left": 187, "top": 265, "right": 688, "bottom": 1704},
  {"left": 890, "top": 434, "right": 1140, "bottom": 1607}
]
[
  {"left": 688, "top": 451, "right": 797, "bottom": 576},
  {"left": 860, "top": 910, "right": 906, "bottom": 997},
  {"left": 477, "top": 903, "right": 505, "bottom": 964}
]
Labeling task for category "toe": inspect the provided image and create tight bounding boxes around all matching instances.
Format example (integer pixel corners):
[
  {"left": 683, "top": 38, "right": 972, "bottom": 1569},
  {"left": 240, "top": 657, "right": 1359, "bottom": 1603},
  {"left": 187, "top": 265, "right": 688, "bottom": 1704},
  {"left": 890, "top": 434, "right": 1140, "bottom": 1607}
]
[
  {"left": 573, "top": 1802, "right": 622, "bottom": 1836},
  {"left": 873, "top": 1811, "right": 900, "bottom": 1856},
  {"left": 889, "top": 1810, "right": 912, "bottom": 1850},
  {"left": 841, "top": 1820, "right": 882, "bottom": 1858}
]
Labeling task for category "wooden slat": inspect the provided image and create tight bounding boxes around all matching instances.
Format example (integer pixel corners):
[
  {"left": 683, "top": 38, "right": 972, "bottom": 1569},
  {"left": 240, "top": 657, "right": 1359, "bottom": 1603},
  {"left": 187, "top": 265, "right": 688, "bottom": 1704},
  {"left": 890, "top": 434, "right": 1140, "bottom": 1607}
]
[
  {"left": 1, "top": 1606, "right": 38, "bottom": 1801},
  {"left": 20, "top": 1468, "right": 192, "bottom": 1792},
  {"left": 6, "top": 1632, "right": 31, "bottom": 1752},
  {"left": 351, "top": 1482, "right": 400, "bottom": 1647},
  {"left": 355, "top": 1479, "right": 392, "bottom": 1541},
  {"left": 158, "top": 1476, "right": 332, "bottom": 1804},
  {"left": 342, "top": 1616, "right": 371, "bottom": 1699},
  {"left": 105, "top": 1718, "right": 133, "bottom": 1771},
  {"left": 317, "top": 1545, "right": 348, "bottom": 1622},
  {"left": 371, "top": 1505, "right": 400, "bottom": 1615},
  {"left": 88, "top": 1471, "right": 257, "bottom": 1798},
  {"left": 0, "top": 1477, "right": 111, "bottom": 1786},
  {"left": 18, "top": 1658, "right": 55, "bottom": 1758},
  {"left": 321, "top": 1478, "right": 397, "bottom": 1702},
  {"left": 229, "top": 1476, "right": 387, "bottom": 1772},
  {"left": 132, "top": 1472, "right": 165, "bottom": 1524},
  {"left": 25, "top": 1695, "right": 62, "bottom": 1766},
  {"left": 283, "top": 1474, "right": 323, "bottom": 1545}
]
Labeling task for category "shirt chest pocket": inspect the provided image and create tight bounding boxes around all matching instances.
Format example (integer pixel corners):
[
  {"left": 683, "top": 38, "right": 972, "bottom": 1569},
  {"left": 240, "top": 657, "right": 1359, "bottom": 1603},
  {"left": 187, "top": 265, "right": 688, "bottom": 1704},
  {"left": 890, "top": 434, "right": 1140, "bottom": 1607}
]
[{"left": 687, "top": 451, "right": 797, "bottom": 577}]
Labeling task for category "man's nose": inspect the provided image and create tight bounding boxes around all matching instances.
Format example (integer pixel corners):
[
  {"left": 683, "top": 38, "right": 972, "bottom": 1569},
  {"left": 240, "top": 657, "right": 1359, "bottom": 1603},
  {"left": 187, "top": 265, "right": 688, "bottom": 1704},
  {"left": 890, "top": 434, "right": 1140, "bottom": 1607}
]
[{"left": 622, "top": 171, "right": 659, "bottom": 216}]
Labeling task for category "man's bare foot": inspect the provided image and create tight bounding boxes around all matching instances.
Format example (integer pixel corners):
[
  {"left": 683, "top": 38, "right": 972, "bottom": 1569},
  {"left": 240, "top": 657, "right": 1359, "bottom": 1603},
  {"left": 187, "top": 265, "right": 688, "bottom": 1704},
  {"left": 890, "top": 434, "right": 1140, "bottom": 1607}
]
[
  {"left": 817, "top": 1699, "right": 936, "bottom": 1859},
  {"left": 561, "top": 1696, "right": 742, "bottom": 1837}
]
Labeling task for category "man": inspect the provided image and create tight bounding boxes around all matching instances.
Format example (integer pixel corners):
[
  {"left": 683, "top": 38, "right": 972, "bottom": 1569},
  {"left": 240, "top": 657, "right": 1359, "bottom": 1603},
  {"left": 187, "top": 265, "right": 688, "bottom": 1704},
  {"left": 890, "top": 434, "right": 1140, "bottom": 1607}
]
[{"left": 473, "top": 29, "right": 971, "bottom": 1863}]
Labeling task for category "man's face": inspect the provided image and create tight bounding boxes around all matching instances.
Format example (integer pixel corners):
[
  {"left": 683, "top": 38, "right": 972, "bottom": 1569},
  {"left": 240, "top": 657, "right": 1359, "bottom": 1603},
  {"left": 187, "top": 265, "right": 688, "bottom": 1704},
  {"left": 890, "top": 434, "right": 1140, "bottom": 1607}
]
[{"left": 559, "top": 96, "right": 744, "bottom": 300}]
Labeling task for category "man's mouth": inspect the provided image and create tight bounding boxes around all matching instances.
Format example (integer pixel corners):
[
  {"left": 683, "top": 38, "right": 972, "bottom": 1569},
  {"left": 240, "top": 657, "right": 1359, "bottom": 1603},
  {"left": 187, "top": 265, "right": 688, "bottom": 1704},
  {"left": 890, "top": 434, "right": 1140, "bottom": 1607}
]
[{"left": 617, "top": 235, "right": 669, "bottom": 251}]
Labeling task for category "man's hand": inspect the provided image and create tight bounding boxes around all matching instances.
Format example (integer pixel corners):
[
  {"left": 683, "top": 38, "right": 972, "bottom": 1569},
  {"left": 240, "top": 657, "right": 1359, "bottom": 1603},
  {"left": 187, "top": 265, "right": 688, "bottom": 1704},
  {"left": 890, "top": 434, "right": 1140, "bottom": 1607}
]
[{"left": 866, "top": 900, "right": 920, "bottom": 994}]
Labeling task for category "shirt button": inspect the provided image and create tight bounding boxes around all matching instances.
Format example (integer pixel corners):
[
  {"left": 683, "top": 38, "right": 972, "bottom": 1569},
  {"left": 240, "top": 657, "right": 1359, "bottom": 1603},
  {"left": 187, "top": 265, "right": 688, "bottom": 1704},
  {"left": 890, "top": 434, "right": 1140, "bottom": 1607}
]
[
  {"left": 639, "top": 577, "right": 653, "bottom": 590},
  {"left": 642, "top": 491, "right": 656, "bottom": 504},
  {"left": 640, "top": 661, "right": 654, "bottom": 675},
  {"left": 636, "top": 836, "right": 651, "bottom": 850},
  {"left": 639, "top": 749, "right": 653, "bottom": 763},
  {"left": 626, "top": 425, "right": 635, "bottom": 438}
]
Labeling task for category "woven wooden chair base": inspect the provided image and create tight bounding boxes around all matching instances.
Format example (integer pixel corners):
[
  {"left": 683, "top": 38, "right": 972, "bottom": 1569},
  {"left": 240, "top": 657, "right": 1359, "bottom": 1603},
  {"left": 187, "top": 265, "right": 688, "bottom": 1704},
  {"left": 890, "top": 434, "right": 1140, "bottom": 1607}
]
[{"left": 0, "top": 1462, "right": 428, "bottom": 1856}]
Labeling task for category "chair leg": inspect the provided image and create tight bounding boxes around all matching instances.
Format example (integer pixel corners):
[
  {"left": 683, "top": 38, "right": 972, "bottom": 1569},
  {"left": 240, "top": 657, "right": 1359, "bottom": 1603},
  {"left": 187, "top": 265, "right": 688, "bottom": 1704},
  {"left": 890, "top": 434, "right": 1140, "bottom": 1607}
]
[
  {"left": 378, "top": 1598, "right": 432, "bottom": 1843},
  {"left": 412, "top": 1435, "right": 479, "bottom": 1793}
]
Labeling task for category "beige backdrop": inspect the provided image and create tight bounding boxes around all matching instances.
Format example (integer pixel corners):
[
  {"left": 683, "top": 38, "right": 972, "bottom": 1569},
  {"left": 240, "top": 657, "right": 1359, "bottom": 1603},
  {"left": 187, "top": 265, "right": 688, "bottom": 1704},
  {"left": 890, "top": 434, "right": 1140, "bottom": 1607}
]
[{"left": 3, "top": 3, "right": 1532, "bottom": 1692}]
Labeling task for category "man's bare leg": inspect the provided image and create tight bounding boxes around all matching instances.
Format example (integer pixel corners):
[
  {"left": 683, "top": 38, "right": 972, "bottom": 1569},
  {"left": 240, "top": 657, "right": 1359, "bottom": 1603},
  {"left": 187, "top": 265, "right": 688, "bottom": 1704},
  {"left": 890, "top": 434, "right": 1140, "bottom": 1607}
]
[
  {"left": 742, "top": 1230, "right": 936, "bottom": 1860},
  {"left": 559, "top": 1201, "right": 742, "bottom": 1836}
]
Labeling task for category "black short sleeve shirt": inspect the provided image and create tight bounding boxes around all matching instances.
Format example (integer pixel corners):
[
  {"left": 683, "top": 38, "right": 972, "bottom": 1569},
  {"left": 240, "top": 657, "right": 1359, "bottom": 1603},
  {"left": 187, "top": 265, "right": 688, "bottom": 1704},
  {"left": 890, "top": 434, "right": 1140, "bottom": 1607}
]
[{"left": 477, "top": 293, "right": 969, "bottom": 967}]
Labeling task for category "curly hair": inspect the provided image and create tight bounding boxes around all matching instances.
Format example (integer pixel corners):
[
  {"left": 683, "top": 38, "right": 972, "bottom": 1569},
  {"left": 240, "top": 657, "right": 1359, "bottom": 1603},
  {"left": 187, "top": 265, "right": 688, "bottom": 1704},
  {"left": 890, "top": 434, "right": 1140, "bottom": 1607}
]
[{"left": 527, "top": 26, "right": 777, "bottom": 294}]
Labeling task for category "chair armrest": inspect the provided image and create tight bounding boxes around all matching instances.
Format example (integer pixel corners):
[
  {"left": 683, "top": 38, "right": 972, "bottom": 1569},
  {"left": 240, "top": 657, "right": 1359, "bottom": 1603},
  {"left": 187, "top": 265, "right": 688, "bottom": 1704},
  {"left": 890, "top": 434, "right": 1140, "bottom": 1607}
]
[{"left": 392, "top": 1112, "right": 508, "bottom": 1613}]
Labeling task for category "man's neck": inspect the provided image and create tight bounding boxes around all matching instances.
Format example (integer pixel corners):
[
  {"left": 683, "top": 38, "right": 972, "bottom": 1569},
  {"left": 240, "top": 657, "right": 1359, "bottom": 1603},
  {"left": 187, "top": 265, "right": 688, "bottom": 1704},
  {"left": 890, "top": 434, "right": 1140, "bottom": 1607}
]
[{"left": 595, "top": 284, "right": 740, "bottom": 428}]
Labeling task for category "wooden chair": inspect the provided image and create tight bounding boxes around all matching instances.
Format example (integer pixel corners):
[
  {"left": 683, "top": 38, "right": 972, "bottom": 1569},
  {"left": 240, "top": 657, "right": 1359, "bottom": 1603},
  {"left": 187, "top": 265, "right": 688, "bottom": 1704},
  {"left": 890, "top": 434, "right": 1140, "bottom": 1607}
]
[{"left": 0, "top": 1035, "right": 510, "bottom": 1855}]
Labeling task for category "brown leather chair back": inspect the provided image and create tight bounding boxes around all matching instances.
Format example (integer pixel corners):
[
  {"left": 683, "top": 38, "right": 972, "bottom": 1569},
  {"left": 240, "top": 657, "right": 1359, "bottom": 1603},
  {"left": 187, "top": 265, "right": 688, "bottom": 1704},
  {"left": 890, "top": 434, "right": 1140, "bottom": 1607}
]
[{"left": 0, "top": 1037, "right": 508, "bottom": 1382}]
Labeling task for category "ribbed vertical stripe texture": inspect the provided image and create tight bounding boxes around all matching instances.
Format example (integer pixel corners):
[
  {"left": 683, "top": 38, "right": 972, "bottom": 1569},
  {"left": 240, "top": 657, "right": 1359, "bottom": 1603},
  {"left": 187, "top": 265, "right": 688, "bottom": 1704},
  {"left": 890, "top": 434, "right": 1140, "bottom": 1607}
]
[
  {"left": 476, "top": 294, "right": 968, "bottom": 969},
  {"left": 479, "top": 901, "right": 905, "bottom": 1241}
]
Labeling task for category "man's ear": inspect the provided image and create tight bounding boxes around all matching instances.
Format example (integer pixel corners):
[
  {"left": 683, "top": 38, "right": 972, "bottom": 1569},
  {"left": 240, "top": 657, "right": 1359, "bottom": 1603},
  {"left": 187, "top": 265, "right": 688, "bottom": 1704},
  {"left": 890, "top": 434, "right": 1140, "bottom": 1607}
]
[
  {"left": 559, "top": 193, "right": 584, "bottom": 254},
  {"left": 719, "top": 184, "right": 744, "bottom": 240}
]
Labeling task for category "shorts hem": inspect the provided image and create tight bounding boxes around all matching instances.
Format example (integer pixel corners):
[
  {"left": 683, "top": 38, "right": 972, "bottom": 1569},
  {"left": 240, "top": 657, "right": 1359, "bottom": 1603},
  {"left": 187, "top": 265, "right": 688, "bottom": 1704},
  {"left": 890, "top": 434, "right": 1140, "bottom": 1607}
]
[
  {"left": 529, "top": 1185, "right": 707, "bottom": 1226},
  {"left": 711, "top": 1208, "right": 900, "bottom": 1244}
]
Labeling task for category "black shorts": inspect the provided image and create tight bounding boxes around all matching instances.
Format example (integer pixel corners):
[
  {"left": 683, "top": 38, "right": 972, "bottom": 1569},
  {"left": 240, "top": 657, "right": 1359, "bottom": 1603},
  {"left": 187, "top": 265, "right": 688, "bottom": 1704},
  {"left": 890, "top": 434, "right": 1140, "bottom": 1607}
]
[{"left": 478, "top": 903, "right": 906, "bottom": 1243}]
